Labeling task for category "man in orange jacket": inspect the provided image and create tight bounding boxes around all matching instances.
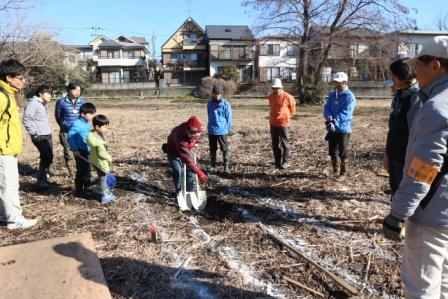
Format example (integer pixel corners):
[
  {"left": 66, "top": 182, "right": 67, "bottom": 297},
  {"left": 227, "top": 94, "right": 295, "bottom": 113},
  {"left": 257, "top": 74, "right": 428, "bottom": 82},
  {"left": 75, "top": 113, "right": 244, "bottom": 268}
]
[{"left": 268, "top": 78, "right": 296, "bottom": 169}]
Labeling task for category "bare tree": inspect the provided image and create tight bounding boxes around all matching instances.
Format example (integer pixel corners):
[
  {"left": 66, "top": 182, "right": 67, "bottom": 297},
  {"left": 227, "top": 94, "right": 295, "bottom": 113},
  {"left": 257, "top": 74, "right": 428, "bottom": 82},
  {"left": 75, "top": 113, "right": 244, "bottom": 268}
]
[
  {"left": 243, "top": 0, "right": 414, "bottom": 103},
  {"left": 1, "top": 11, "right": 89, "bottom": 95},
  {"left": 434, "top": 13, "right": 448, "bottom": 31}
]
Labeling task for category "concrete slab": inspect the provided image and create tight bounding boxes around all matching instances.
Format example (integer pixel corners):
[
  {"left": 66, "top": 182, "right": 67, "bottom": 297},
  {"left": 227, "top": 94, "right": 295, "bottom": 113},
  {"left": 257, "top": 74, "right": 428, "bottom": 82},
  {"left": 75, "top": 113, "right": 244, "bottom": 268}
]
[{"left": 0, "top": 232, "right": 111, "bottom": 299}]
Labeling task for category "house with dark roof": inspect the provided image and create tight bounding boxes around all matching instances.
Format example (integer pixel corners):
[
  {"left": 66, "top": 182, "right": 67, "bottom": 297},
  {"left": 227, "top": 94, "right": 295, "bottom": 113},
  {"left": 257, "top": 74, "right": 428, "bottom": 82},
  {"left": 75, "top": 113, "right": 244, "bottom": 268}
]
[
  {"left": 72, "top": 35, "right": 149, "bottom": 84},
  {"left": 161, "top": 17, "right": 208, "bottom": 86},
  {"left": 205, "top": 25, "right": 256, "bottom": 82}
]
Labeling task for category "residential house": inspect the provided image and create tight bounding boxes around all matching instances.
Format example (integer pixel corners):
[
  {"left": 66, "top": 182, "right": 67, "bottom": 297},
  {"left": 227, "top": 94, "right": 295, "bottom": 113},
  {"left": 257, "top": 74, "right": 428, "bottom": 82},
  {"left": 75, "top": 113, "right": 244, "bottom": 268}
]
[
  {"left": 161, "top": 17, "right": 208, "bottom": 86},
  {"left": 396, "top": 30, "right": 448, "bottom": 58},
  {"left": 205, "top": 25, "right": 256, "bottom": 82},
  {"left": 72, "top": 35, "right": 149, "bottom": 84},
  {"left": 320, "top": 28, "right": 389, "bottom": 81},
  {"left": 257, "top": 37, "right": 298, "bottom": 82}
]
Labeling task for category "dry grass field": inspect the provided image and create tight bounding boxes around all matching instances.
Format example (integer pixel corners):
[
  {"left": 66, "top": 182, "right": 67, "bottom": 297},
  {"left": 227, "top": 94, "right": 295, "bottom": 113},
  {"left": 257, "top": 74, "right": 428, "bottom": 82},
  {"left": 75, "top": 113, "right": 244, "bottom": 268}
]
[{"left": 0, "top": 97, "right": 403, "bottom": 298}]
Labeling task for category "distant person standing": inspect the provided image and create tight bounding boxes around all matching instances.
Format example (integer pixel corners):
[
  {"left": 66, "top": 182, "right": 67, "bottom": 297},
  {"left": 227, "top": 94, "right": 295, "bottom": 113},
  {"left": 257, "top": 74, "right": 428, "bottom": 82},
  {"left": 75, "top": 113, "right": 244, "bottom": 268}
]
[
  {"left": 385, "top": 59, "right": 421, "bottom": 196},
  {"left": 207, "top": 85, "right": 232, "bottom": 173},
  {"left": 22, "top": 84, "right": 54, "bottom": 190},
  {"left": 0, "top": 59, "right": 38, "bottom": 229},
  {"left": 323, "top": 72, "right": 356, "bottom": 176},
  {"left": 55, "top": 82, "right": 85, "bottom": 176},
  {"left": 268, "top": 78, "right": 296, "bottom": 169}
]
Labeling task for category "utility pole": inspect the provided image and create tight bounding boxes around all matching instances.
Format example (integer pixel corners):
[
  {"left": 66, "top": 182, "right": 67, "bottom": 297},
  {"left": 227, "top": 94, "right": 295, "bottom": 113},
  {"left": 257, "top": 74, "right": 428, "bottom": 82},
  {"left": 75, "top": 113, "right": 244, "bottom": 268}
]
[{"left": 151, "top": 31, "right": 157, "bottom": 61}]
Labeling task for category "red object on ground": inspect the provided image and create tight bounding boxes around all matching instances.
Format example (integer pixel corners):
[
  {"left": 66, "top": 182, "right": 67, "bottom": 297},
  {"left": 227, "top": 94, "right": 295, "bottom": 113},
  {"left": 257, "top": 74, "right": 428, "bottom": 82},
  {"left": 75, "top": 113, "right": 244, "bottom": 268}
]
[{"left": 149, "top": 224, "right": 159, "bottom": 243}]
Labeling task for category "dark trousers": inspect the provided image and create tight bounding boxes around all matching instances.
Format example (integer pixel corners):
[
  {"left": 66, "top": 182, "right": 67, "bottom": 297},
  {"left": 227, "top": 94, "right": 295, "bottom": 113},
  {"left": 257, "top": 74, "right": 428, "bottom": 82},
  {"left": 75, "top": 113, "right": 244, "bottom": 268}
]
[
  {"left": 270, "top": 125, "right": 290, "bottom": 166},
  {"left": 74, "top": 151, "right": 91, "bottom": 191},
  {"left": 59, "top": 131, "right": 74, "bottom": 162},
  {"left": 168, "top": 154, "right": 195, "bottom": 193},
  {"left": 327, "top": 132, "right": 350, "bottom": 159},
  {"left": 209, "top": 134, "right": 229, "bottom": 153},
  {"left": 31, "top": 134, "right": 53, "bottom": 170},
  {"left": 388, "top": 158, "right": 404, "bottom": 195}
]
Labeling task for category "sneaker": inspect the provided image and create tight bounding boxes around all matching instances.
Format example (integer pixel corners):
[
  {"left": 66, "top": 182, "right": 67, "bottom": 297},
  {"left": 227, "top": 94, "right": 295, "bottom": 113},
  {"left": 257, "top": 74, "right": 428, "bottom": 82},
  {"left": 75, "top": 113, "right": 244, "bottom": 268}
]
[
  {"left": 280, "top": 162, "right": 289, "bottom": 169},
  {"left": 7, "top": 217, "right": 38, "bottom": 230},
  {"left": 100, "top": 193, "right": 116, "bottom": 203}
]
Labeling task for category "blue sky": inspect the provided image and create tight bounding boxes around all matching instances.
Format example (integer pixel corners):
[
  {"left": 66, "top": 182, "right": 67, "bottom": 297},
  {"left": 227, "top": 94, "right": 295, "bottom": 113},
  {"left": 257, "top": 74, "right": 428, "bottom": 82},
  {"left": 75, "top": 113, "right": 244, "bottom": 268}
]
[{"left": 21, "top": 0, "right": 448, "bottom": 57}]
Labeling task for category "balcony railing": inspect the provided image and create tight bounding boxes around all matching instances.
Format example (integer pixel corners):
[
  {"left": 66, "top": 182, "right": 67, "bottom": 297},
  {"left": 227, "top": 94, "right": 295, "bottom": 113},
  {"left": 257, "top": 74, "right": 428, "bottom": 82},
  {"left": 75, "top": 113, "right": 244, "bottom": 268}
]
[{"left": 211, "top": 48, "right": 254, "bottom": 61}]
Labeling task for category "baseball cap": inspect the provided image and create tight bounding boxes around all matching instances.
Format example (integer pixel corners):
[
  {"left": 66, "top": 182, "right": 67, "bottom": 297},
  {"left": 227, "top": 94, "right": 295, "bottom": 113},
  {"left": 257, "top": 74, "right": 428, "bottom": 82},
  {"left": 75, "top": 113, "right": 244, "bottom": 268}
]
[
  {"left": 405, "top": 36, "right": 448, "bottom": 65},
  {"left": 332, "top": 72, "right": 348, "bottom": 83}
]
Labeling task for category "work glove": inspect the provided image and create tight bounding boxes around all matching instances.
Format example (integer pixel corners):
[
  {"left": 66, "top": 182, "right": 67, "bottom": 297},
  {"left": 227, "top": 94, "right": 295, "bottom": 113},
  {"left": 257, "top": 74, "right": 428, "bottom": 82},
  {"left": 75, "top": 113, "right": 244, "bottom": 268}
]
[
  {"left": 382, "top": 213, "right": 404, "bottom": 241},
  {"left": 326, "top": 122, "right": 336, "bottom": 132},
  {"left": 197, "top": 170, "right": 208, "bottom": 183}
]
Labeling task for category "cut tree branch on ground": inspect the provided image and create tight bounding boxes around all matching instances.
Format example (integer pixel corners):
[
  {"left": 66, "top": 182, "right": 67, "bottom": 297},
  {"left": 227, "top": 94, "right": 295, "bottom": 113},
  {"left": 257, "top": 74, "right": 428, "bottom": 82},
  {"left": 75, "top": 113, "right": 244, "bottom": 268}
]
[
  {"left": 283, "top": 275, "right": 325, "bottom": 298},
  {"left": 260, "top": 224, "right": 359, "bottom": 296}
]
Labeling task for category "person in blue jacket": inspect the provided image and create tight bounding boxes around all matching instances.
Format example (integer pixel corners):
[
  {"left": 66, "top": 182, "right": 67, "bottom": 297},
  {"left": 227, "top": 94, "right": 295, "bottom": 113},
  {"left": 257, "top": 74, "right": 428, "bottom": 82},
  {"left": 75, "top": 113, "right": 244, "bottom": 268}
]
[
  {"left": 55, "top": 82, "right": 85, "bottom": 176},
  {"left": 68, "top": 102, "right": 96, "bottom": 197},
  {"left": 323, "top": 72, "right": 357, "bottom": 176},
  {"left": 207, "top": 85, "right": 232, "bottom": 173}
]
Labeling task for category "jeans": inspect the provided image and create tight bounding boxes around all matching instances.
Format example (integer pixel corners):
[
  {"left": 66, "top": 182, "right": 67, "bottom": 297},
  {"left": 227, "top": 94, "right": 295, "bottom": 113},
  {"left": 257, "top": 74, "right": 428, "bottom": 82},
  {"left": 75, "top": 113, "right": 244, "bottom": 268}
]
[
  {"left": 96, "top": 169, "right": 110, "bottom": 197},
  {"left": 168, "top": 154, "right": 195, "bottom": 193},
  {"left": 388, "top": 158, "right": 405, "bottom": 195},
  {"left": 0, "top": 156, "right": 22, "bottom": 222}
]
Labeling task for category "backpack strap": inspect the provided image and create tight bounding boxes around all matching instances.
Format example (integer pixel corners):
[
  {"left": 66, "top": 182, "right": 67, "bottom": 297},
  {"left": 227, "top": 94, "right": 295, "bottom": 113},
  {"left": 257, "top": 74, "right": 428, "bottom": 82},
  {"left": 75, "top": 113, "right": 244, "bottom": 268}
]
[{"left": 419, "top": 153, "right": 448, "bottom": 209}]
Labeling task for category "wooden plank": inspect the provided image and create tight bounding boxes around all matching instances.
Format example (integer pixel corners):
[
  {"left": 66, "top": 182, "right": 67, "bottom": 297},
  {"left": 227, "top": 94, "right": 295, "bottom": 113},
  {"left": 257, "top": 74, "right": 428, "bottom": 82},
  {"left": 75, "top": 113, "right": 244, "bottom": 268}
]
[{"left": 0, "top": 232, "right": 111, "bottom": 299}]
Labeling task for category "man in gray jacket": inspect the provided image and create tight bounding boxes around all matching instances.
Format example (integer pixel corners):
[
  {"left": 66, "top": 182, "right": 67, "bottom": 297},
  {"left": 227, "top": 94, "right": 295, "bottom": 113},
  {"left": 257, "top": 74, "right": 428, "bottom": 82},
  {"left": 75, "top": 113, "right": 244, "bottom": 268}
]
[
  {"left": 382, "top": 36, "right": 448, "bottom": 298},
  {"left": 23, "top": 84, "right": 53, "bottom": 190}
]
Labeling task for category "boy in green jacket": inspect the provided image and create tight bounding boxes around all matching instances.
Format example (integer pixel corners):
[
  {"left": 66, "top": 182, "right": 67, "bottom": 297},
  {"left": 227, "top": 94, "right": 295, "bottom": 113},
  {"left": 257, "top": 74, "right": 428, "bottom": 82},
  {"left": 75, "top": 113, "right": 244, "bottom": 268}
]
[{"left": 87, "top": 115, "right": 115, "bottom": 203}]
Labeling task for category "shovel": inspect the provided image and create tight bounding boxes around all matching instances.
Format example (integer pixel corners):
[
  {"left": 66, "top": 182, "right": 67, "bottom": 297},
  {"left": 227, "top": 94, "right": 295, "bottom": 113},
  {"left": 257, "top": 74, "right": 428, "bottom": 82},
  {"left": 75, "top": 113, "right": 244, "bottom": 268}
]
[
  {"left": 191, "top": 152, "right": 207, "bottom": 212},
  {"left": 177, "top": 163, "right": 196, "bottom": 211}
]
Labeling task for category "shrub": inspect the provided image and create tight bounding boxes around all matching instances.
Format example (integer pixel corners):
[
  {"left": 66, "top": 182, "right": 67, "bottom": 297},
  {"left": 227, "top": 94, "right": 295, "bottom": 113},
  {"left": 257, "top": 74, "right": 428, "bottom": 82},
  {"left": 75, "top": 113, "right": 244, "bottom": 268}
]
[
  {"left": 199, "top": 77, "right": 237, "bottom": 98},
  {"left": 214, "top": 65, "right": 239, "bottom": 82}
]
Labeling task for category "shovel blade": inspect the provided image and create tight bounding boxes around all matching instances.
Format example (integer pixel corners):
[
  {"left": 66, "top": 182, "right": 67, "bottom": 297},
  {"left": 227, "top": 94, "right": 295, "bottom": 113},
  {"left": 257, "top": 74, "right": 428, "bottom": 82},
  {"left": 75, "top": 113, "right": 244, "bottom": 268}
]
[
  {"left": 177, "top": 192, "right": 192, "bottom": 211},
  {"left": 192, "top": 190, "right": 207, "bottom": 212}
]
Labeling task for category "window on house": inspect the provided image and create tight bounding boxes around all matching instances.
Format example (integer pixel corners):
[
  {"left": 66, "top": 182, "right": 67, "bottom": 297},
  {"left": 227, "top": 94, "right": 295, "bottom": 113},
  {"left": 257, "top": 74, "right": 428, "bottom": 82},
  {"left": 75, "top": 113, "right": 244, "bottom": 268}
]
[
  {"left": 267, "top": 44, "right": 280, "bottom": 56},
  {"left": 170, "top": 53, "right": 182, "bottom": 61},
  {"left": 125, "top": 50, "right": 135, "bottom": 58},
  {"left": 267, "top": 67, "right": 280, "bottom": 81},
  {"left": 409, "top": 43, "right": 423, "bottom": 56},
  {"left": 357, "top": 43, "right": 369, "bottom": 55},
  {"left": 107, "top": 50, "right": 120, "bottom": 58},
  {"left": 287, "top": 44, "right": 297, "bottom": 56}
]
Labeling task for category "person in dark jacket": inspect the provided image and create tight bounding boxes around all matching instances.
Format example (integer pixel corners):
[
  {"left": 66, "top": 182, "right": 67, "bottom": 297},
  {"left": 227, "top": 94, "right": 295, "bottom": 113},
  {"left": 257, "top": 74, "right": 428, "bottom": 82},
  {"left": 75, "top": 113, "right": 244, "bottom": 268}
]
[
  {"left": 22, "top": 84, "right": 54, "bottom": 190},
  {"left": 55, "top": 82, "right": 85, "bottom": 176},
  {"left": 207, "top": 85, "right": 232, "bottom": 173},
  {"left": 385, "top": 58, "right": 421, "bottom": 197},
  {"left": 165, "top": 116, "right": 208, "bottom": 198}
]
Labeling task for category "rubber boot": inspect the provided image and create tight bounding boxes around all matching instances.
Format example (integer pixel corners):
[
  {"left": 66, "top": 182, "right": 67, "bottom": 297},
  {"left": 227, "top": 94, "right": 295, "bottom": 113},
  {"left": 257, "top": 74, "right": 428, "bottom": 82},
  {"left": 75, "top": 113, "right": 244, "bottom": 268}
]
[
  {"left": 209, "top": 152, "right": 217, "bottom": 172},
  {"left": 331, "top": 155, "right": 339, "bottom": 175},
  {"left": 340, "top": 158, "right": 348, "bottom": 176},
  {"left": 223, "top": 151, "right": 230, "bottom": 174}
]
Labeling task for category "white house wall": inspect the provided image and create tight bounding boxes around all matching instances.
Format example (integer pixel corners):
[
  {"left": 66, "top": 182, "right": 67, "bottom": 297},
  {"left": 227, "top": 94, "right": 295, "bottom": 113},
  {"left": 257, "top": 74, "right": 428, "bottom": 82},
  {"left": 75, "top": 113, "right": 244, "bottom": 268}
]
[{"left": 258, "top": 40, "right": 298, "bottom": 67}]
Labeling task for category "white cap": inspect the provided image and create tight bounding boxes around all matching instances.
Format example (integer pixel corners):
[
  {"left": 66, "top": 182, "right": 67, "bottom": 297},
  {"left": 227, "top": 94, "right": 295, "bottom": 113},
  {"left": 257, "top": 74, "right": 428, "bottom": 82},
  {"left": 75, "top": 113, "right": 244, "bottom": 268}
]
[
  {"left": 332, "top": 72, "right": 348, "bottom": 83},
  {"left": 271, "top": 78, "right": 283, "bottom": 88},
  {"left": 405, "top": 35, "right": 448, "bottom": 65}
]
